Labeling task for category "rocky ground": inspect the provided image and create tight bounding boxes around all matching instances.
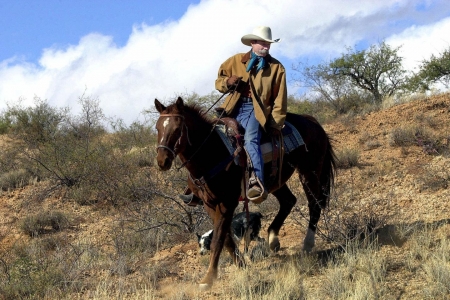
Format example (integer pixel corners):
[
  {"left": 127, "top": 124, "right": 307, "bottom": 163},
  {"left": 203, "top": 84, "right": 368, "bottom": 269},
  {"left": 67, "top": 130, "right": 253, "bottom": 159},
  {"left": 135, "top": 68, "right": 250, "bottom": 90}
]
[{"left": 0, "top": 93, "right": 449, "bottom": 299}]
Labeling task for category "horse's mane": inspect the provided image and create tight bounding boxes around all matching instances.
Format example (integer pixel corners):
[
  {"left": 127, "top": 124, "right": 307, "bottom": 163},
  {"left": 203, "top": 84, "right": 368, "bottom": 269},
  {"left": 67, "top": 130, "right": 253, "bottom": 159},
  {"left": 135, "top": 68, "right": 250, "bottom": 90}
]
[
  {"left": 299, "top": 114, "right": 321, "bottom": 126},
  {"left": 166, "top": 101, "right": 214, "bottom": 125}
]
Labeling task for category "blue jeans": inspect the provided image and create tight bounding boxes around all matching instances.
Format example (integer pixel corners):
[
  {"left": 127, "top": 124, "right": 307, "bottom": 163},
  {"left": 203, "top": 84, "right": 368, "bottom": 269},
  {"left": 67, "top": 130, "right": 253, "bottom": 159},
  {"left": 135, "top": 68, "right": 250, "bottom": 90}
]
[{"left": 232, "top": 101, "right": 264, "bottom": 184}]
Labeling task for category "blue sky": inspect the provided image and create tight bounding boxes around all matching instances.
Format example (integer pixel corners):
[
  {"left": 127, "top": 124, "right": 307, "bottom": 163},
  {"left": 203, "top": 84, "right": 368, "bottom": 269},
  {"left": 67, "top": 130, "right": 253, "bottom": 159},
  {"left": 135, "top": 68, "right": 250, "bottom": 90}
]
[
  {"left": 1, "top": 0, "right": 199, "bottom": 62},
  {"left": 1, "top": 0, "right": 450, "bottom": 125}
]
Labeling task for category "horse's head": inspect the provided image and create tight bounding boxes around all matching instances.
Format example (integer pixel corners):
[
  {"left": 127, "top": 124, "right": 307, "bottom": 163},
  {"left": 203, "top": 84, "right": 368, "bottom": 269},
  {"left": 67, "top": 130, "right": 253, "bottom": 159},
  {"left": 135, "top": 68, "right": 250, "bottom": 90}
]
[{"left": 154, "top": 97, "right": 188, "bottom": 171}]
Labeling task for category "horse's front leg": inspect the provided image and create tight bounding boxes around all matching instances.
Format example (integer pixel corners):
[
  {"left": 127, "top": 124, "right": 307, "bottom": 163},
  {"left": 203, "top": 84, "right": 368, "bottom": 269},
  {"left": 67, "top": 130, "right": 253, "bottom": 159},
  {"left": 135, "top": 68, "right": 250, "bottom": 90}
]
[
  {"left": 268, "top": 184, "right": 297, "bottom": 252},
  {"left": 199, "top": 202, "right": 239, "bottom": 290}
]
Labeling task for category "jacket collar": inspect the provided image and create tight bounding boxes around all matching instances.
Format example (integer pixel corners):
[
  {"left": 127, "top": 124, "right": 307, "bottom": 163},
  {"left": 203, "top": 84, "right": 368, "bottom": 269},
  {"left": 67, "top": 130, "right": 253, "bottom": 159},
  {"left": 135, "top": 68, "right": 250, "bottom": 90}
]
[{"left": 241, "top": 51, "right": 272, "bottom": 64}]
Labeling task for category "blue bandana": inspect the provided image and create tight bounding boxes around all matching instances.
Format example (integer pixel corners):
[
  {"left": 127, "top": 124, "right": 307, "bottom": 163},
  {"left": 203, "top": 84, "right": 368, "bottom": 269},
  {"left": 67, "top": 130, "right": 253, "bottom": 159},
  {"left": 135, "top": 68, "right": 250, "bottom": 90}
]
[{"left": 246, "top": 51, "right": 266, "bottom": 73}]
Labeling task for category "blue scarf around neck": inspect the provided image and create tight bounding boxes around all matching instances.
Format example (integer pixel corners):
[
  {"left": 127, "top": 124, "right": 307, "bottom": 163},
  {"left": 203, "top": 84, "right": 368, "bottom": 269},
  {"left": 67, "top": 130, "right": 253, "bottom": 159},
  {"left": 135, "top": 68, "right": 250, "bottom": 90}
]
[{"left": 246, "top": 51, "right": 267, "bottom": 73}]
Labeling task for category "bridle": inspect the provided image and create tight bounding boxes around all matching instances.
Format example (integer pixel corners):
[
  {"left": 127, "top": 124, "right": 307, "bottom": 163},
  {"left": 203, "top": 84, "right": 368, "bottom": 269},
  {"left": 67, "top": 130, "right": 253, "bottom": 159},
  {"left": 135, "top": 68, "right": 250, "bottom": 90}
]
[
  {"left": 155, "top": 80, "right": 241, "bottom": 171},
  {"left": 156, "top": 113, "right": 191, "bottom": 161}
]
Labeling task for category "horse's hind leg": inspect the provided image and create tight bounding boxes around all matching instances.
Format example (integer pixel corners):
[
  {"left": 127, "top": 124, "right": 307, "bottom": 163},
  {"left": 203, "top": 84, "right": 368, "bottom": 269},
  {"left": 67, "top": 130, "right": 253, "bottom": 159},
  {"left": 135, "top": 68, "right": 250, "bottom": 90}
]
[
  {"left": 268, "top": 184, "right": 297, "bottom": 252},
  {"left": 301, "top": 172, "right": 325, "bottom": 252}
]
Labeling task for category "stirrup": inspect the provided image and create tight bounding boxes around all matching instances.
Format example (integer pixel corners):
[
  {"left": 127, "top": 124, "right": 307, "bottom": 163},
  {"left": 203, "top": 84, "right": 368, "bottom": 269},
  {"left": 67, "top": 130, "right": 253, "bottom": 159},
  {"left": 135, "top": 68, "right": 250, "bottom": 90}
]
[{"left": 246, "top": 177, "right": 268, "bottom": 204}]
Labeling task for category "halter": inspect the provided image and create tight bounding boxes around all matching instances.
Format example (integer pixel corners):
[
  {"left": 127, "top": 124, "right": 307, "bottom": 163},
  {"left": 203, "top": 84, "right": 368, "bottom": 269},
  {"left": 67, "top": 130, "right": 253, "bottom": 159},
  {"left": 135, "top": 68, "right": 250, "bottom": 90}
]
[{"left": 156, "top": 113, "right": 191, "bottom": 161}]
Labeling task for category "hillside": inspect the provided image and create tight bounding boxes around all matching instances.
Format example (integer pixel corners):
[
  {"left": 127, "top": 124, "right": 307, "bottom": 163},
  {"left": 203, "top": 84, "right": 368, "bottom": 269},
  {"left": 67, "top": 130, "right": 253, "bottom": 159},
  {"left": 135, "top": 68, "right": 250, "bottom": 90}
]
[{"left": 0, "top": 93, "right": 449, "bottom": 299}]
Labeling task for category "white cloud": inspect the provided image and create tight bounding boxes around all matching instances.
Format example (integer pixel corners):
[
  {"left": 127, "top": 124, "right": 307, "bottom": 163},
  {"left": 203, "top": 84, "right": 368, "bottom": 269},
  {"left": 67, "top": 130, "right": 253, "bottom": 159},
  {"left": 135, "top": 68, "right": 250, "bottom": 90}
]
[
  {"left": 387, "top": 16, "right": 450, "bottom": 71},
  {"left": 1, "top": 0, "right": 450, "bottom": 124}
]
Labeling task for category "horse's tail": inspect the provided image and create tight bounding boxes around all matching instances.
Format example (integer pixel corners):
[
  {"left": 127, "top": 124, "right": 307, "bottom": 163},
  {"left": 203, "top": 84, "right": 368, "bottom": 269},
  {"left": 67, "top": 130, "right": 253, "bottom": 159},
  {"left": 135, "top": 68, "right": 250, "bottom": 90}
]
[{"left": 319, "top": 133, "right": 337, "bottom": 209}]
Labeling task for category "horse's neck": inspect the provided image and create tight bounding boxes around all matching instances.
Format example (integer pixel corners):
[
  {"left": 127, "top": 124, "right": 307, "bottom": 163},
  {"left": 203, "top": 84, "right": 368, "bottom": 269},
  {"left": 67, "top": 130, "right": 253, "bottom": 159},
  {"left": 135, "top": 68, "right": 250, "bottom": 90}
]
[
  {"left": 179, "top": 114, "right": 223, "bottom": 175},
  {"left": 179, "top": 116, "right": 213, "bottom": 171}
]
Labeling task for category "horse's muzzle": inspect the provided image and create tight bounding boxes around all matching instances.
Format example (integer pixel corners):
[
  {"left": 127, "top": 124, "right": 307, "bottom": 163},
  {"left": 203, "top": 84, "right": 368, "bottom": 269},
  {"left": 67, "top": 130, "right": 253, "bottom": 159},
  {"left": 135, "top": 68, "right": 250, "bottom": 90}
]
[{"left": 156, "top": 150, "right": 173, "bottom": 171}]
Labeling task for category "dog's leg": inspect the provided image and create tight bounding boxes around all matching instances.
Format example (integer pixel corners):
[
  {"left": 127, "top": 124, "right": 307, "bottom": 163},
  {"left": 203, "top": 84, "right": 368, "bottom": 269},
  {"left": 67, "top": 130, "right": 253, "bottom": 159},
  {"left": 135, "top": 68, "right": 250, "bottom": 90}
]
[{"left": 244, "top": 228, "right": 253, "bottom": 253}]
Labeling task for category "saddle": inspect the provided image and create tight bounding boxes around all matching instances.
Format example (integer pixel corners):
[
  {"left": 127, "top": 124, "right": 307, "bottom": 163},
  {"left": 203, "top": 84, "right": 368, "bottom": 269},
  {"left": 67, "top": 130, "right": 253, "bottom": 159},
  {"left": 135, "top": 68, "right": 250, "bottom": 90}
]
[
  {"left": 215, "top": 116, "right": 283, "bottom": 203},
  {"left": 182, "top": 110, "right": 305, "bottom": 206}
]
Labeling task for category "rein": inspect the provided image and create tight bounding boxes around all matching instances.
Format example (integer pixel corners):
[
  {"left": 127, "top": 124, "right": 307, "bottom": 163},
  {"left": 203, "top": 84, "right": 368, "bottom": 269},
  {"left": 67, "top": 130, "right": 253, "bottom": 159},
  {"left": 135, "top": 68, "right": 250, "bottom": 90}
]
[{"left": 201, "top": 77, "right": 241, "bottom": 117}]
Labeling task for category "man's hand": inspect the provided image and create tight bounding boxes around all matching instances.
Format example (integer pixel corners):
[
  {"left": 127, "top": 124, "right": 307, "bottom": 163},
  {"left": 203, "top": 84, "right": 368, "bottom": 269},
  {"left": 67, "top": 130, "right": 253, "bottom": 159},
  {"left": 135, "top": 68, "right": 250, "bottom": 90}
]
[{"left": 226, "top": 75, "right": 242, "bottom": 87}]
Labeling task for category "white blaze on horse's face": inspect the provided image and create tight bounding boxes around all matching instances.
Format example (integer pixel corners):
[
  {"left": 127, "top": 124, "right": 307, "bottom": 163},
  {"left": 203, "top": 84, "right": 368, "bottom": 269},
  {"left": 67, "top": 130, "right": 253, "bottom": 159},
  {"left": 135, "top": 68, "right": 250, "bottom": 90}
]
[{"left": 160, "top": 117, "right": 170, "bottom": 144}]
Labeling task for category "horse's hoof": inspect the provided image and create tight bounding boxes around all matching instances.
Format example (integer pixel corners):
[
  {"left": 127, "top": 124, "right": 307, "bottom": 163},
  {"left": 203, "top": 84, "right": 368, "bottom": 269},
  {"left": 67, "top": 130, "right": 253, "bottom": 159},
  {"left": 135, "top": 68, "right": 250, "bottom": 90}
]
[
  {"left": 302, "top": 241, "right": 314, "bottom": 253},
  {"left": 199, "top": 283, "right": 212, "bottom": 291},
  {"left": 269, "top": 235, "right": 280, "bottom": 252},
  {"left": 303, "top": 228, "right": 315, "bottom": 253}
]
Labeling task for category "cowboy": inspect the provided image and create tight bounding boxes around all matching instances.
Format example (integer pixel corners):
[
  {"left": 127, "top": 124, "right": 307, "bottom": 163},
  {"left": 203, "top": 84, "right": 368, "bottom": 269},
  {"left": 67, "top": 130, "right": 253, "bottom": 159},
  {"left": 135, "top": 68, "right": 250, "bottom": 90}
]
[
  {"left": 216, "top": 26, "right": 287, "bottom": 201},
  {"left": 180, "top": 26, "right": 287, "bottom": 204}
]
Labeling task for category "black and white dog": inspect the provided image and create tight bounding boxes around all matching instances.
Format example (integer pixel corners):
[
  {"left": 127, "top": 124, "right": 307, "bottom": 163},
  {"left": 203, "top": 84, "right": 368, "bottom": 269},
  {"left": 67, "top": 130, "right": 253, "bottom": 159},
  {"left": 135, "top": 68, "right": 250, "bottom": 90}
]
[{"left": 197, "top": 211, "right": 263, "bottom": 255}]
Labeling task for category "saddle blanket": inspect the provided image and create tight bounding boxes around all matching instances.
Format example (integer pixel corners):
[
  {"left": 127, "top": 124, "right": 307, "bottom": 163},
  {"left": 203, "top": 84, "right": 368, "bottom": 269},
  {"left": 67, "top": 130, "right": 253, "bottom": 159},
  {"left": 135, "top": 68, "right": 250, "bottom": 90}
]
[{"left": 215, "top": 121, "right": 305, "bottom": 164}]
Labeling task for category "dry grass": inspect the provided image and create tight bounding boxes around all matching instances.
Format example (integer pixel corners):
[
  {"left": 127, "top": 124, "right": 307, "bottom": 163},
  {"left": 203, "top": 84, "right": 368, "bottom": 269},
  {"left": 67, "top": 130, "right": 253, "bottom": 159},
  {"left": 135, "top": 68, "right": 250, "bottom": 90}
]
[
  {"left": 1, "top": 93, "right": 450, "bottom": 299},
  {"left": 311, "top": 242, "right": 387, "bottom": 299}
]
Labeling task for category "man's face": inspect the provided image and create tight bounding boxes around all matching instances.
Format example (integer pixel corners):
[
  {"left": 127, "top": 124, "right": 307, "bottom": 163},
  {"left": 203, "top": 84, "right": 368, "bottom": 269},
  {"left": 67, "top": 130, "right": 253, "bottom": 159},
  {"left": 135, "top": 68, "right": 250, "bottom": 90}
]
[{"left": 251, "top": 40, "right": 271, "bottom": 57}]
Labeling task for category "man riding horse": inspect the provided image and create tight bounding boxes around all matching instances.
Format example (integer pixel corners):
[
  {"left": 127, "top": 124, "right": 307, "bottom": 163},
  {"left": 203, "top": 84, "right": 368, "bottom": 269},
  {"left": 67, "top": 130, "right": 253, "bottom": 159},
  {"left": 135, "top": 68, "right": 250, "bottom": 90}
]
[{"left": 180, "top": 26, "right": 287, "bottom": 204}]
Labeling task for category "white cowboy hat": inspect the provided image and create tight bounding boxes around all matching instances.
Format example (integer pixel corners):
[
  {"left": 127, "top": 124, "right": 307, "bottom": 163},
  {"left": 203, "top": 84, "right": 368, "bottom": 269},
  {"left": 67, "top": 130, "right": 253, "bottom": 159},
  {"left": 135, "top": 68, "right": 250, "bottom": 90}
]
[{"left": 241, "top": 26, "right": 281, "bottom": 46}]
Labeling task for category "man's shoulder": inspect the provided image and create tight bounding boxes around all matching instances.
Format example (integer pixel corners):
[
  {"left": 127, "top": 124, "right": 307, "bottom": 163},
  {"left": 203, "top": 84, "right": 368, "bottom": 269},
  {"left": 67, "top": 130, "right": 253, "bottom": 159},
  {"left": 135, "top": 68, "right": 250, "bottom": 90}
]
[
  {"left": 267, "top": 55, "right": 286, "bottom": 70},
  {"left": 222, "top": 52, "right": 248, "bottom": 64},
  {"left": 267, "top": 55, "right": 283, "bottom": 65},
  {"left": 228, "top": 52, "right": 248, "bottom": 59}
]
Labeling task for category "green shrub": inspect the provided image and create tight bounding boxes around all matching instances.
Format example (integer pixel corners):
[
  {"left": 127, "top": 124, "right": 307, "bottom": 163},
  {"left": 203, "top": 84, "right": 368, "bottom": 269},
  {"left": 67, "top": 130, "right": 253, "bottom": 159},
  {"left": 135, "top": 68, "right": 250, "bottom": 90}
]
[
  {"left": 0, "top": 115, "right": 11, "bottom": 134},
  {"left": 0, "top": 242, "right": 66, "bottom": 299}
]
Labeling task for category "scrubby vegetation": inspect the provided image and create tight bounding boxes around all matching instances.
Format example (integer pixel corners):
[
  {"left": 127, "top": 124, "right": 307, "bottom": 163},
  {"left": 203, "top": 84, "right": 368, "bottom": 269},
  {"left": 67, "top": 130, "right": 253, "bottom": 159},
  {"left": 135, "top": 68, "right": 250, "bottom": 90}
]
[{"left": 0, "top": 40, "right": 450, "bottom": 299}]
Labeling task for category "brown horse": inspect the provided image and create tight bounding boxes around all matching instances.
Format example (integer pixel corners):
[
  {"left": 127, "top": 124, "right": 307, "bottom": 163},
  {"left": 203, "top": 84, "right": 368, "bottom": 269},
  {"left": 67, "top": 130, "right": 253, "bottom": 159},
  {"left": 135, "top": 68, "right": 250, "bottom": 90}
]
[{"left": 155, "top": 97, "right": 336, "bottom": 289}]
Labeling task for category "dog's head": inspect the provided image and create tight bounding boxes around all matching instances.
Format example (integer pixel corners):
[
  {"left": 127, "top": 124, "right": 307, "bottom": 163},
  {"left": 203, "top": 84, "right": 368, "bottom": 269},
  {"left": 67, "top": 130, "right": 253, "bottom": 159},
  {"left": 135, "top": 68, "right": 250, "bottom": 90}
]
[{"left": 196, "top": 230, "right": 213, "bottom": 255}]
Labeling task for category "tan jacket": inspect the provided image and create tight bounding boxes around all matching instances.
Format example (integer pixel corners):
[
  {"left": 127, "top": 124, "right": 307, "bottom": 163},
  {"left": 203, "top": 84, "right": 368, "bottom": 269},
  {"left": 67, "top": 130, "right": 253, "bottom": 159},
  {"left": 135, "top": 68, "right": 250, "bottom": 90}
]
[{"left": 215, "top": 51, "right": 287, "bottom": 131}]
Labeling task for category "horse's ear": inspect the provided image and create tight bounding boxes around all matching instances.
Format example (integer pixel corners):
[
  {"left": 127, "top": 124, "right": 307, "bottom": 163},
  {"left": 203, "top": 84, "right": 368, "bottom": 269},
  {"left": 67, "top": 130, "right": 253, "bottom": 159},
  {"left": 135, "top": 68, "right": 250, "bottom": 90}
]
[
  {"left": 176, "top": 97, "right": 184, "bottom": 111},
  {"left": 154, "top": 99, "right": 166, "bottom": 113}
]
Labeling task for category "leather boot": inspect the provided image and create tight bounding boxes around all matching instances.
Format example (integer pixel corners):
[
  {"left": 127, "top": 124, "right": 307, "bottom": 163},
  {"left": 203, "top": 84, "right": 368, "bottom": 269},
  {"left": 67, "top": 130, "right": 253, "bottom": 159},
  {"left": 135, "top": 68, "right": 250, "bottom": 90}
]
[
  {"left": 178, "top": 193, "right": 203, "bottom": 206},
  {"left": 178, "top": 193, "right": 194, "bottom": 204}
]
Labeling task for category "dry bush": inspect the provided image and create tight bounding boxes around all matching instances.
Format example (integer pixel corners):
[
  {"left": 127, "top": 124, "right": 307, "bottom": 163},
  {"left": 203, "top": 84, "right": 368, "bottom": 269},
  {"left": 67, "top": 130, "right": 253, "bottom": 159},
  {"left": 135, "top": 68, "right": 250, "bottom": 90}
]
[
  {"left": 388, "top": 125, "right": 446, "bottom": 155},
  {"left": 335, "top": 148, "right": 360, "bottom": 169},
  {"left": 0, "top": 168, "right": 35, "bottom": 191},
  {"left": 337, "top": 113, "right": 359, "bottom": 133},
  {"left": 361, "top": 159, "right": 395, "bottom": 181},
  {"left": 416, "top": 157, "right": 450, "bottom": 191},
  {"left": 381, "top": 92, "right": 426, "bottom": 109},
  {"left": 20, "top": 210, "right": 70, "bottom": 237},
  {"left": 418, "top": 171, "right": 450, "bottom": 192},
  {"left": 0, "top": 236, "right": 97, "bottom": 299},
  {"left": 305, "top": 169, "right": 394, "bottom": 248},
  {"left": 414, "top": 112, "right": 440, "bottom": 128},
  {"left": 358, "top": 132, "right": 381, "bottom": 150},
  {"left": 365, "top": 140, "right": 382, "bottom": 150},
  {"left": 389, "top": 125, "right": 427, "bottom": 147}
]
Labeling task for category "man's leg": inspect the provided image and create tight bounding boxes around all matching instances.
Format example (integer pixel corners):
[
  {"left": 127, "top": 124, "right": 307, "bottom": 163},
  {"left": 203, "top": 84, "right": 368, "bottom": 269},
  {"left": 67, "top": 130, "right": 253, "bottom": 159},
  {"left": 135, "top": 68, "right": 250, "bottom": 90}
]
[
  {"left": 234, "top": 102, "right": 266, "bottom": 199},
  {"left": 240, "top": 109, "right": 264, "bottom": 183},
  {"left": 179, "top": 178, "right": 203, "bottom": 206}
]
